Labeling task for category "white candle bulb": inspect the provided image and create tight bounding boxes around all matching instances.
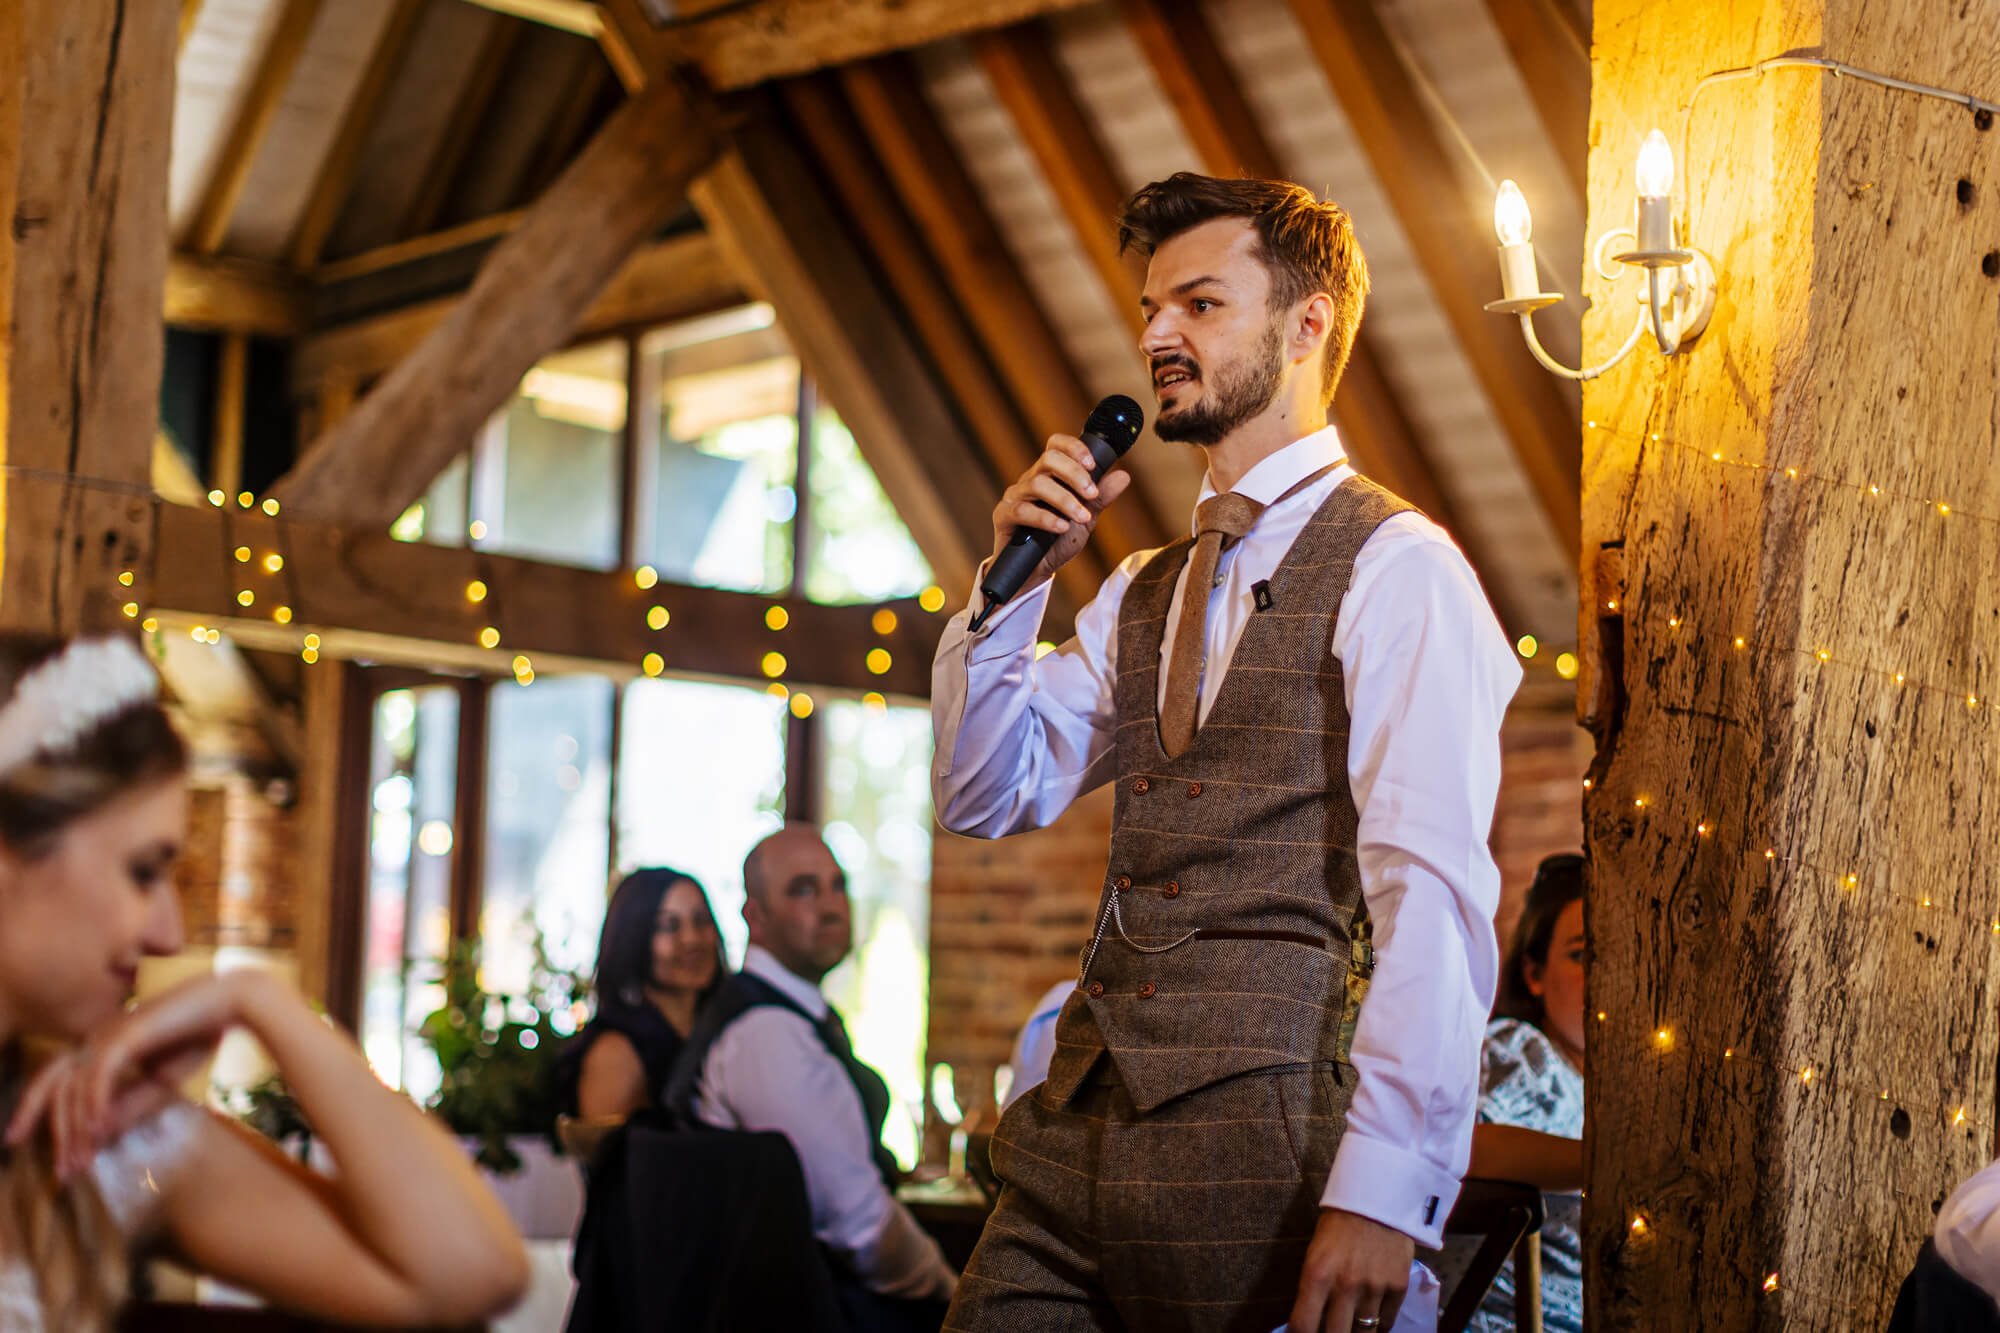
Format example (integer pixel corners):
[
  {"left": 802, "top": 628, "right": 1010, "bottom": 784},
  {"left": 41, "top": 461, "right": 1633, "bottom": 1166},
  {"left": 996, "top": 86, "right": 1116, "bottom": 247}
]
[
  {"left": 1493, "top": 180, "right": 1533, "bottom": 246},
  {"left": 1637, "top": 129, "right": 1675, "bottom": 199}
]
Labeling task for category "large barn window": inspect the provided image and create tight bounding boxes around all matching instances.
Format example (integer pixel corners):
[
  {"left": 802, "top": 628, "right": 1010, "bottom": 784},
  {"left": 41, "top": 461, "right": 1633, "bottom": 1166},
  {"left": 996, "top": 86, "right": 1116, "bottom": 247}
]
[
  {"left": 353, "top": 309, "right": 938, "bottom": 1126},
  {"left": 614, "top": 676, "right": 790, "bottom": 962},
  {"left": 390, "top": 306, "right": 931, "bottom": 608}
]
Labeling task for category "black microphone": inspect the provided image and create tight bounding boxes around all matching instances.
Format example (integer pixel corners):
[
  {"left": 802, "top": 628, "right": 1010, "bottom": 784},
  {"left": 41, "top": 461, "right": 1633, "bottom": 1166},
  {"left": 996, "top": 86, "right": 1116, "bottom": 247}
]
[{"left": 969, "top": 395, "right": 1144, "bottom": 632}]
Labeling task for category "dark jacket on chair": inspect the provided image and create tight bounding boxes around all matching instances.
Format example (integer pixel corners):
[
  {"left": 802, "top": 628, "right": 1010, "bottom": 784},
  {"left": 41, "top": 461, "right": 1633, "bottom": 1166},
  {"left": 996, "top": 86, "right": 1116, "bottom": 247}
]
[{"left": 566, "top": 1113, "right": 848, "bottom": 1333}]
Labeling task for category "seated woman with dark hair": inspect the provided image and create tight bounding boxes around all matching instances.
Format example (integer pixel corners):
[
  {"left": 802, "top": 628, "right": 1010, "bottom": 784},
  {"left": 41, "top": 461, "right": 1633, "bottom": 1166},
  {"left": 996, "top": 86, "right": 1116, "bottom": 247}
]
[
  {"left": 559, "top": 867, "right": 727, "bottom": 1122},
  {"left": 1467, "top": 851, "right": 1588, "bottom": 1333}
]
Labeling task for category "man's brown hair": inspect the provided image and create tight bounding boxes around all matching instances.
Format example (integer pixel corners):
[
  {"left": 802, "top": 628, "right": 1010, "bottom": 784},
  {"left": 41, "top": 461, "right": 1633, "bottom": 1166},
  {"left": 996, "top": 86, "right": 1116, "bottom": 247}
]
[{"left": 1117, "top": 173, "right": 1370, "bottom": 407}]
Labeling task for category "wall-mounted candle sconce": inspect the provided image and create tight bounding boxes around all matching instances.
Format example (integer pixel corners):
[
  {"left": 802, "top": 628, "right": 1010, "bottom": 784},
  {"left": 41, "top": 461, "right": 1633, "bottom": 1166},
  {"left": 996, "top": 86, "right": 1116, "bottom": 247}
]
[{"left": 1486, "top": 130, "right": 1717, "bottom": 381}]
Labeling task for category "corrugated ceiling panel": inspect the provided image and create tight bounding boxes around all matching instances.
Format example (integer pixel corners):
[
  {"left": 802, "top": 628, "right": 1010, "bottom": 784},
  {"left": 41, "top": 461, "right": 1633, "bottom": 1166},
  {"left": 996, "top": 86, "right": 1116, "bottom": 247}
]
[
  {"left": 1382, "top": 0, "right": 1586, "bottom": 369},
  {"left": 918, "top": 40, "right": 1202, "bottom": 528},
  {"left": 223, "top": 0, "right": 400, "bottom": 262},
  {"left": 171, "top": 0, "right": 289, "bottom": 237},
  {"left": 1206, "top": 0, "right": 1575, "bottom": 636}
]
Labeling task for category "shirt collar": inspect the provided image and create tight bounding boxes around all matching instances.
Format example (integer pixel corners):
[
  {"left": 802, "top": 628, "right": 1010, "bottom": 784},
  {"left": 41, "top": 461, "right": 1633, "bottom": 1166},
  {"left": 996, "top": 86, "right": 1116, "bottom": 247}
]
[
  {"left": 743, "top": 944, "right": 829, "bottom": 1018},
  {"left": 1193, "top": 424, "right": 1350, "bottom": 536}
]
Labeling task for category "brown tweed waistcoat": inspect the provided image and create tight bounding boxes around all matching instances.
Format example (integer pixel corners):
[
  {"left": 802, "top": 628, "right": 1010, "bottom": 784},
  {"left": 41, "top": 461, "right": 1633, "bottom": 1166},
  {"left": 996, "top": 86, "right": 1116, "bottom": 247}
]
[{"left": 1042, "top": 476, "right": 1416, "bottom": 1114}]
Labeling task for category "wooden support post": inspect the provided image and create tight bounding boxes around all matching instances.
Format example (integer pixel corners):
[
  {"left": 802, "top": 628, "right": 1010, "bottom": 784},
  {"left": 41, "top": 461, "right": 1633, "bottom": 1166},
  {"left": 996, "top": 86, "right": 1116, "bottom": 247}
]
[
  {"left": 1583, "top": 3, "right": 2000, "bottom": 1325},
  {"left": 269, "top": 71, "right": 724, "bottom": 526},
  {"left": 213, "top": 333, "right": 248, "bottom": 498},
  {"left": 0, "top": 0, "right": 175, "bottom": 634}
]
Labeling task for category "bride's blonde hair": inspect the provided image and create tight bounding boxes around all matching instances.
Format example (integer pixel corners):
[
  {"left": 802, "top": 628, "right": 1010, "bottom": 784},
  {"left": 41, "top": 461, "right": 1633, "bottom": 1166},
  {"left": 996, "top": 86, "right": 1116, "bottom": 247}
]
[{"left": 0, "top": 635, "right": 187, "bottom": 1328}]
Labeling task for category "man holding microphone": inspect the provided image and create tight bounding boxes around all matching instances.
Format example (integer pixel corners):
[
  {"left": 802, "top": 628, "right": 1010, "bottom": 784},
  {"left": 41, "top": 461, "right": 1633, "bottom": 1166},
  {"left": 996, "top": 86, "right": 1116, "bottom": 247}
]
[{"left": 930, "top": 173, "right": 1522, "bottom": 1332}]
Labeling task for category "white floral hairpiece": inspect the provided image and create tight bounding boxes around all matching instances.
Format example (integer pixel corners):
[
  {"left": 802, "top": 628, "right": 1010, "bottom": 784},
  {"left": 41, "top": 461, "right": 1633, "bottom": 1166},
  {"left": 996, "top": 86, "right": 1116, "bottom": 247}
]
[{"left": 0, "top": 637, "right": 160, "bottom": 779}]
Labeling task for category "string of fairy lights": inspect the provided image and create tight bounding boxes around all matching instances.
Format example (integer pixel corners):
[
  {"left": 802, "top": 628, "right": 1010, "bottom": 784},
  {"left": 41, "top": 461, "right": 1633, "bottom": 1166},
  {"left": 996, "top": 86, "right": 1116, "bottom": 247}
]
[
  {"left": 15, "top": 467, "right": 946, "bottom": 706},
  {"left": 1579, "top": 405, "right": 2000, "bottom": 1306}
]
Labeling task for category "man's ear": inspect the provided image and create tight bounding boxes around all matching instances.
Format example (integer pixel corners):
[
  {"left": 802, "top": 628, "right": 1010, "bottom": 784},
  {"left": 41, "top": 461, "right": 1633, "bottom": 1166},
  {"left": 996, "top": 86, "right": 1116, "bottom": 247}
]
[{"left": 1292, "top": 291, "right": 1335, "bottom": 364}]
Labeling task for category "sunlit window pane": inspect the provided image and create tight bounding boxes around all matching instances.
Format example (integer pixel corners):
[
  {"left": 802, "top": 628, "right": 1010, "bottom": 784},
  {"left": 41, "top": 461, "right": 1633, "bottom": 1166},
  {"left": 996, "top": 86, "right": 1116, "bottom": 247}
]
[
  {"left": 803, "top": 409, "right": 933, "bottom": 605},
  {"left": 642, "top": 307, "right": 798, "bottom": 594},
  {"left": 482, "top": 677, "right": 614, "bottom": 996},
  {"left": 819, "top": 699, "right": 935, "bottom": 1170},
  {"left": 483, "top": 341, "right": 626, "bottom": 570},
  {"left": 391, "top": 452, "right": 470, "bottom": 548},
  {"left": 616, "top": 677, "right": 788, "bottom": 963},
  {"left": 361, "top": 687, "right": 459, "bottom": 1099}
]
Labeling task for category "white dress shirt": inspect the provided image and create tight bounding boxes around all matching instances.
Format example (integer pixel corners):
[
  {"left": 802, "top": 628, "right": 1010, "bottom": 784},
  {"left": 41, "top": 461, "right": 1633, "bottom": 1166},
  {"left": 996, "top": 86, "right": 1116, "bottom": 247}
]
[
  {"left": 931, "top": 424, "right": 1521, "bottom": 1250},
  {"left": 695, "top": 945, "right": 956, "bottom": 1302},
  {"left": 1936, "top": 1157, "right": 2000, "bottom": 1304}
]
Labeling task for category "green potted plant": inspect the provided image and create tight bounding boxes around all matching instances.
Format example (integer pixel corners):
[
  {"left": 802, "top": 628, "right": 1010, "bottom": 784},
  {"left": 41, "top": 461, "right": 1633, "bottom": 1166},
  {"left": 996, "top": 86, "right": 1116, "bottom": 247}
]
[
  {"left": 411, "top": 932, "right": 589, "bottom": 1243},
  {"left": 418, "top": 931, "right": 583, "bottom": 1173}
]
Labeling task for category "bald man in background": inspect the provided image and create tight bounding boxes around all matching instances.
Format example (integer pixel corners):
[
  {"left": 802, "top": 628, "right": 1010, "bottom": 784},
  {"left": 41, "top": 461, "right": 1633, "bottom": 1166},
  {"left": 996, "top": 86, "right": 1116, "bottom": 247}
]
[{"left": 667, "top": 824, "right": 955, "bottom": 1331}]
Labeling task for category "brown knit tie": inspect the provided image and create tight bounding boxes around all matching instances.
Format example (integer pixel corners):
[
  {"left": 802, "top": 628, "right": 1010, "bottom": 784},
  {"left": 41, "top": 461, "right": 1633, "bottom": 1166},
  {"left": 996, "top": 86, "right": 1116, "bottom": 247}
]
[{"left": 1159, "top": 491, "right": 1266, "bottom": 758}]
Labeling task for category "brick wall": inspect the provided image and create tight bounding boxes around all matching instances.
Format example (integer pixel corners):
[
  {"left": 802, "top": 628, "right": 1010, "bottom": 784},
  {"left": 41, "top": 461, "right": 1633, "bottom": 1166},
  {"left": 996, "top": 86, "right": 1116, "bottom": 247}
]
[
  {"left": 1491, "top": 678, "right": 1593, "bottom": 950},
  {"left": 921, "top": 680, "right": 1591, "bottom": 1150}
]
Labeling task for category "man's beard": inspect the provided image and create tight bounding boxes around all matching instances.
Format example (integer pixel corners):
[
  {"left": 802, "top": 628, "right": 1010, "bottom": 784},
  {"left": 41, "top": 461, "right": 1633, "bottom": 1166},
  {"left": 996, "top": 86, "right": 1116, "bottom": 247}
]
[{"left": 1154, "top": 324, "right": 1285, "bottom": 447}]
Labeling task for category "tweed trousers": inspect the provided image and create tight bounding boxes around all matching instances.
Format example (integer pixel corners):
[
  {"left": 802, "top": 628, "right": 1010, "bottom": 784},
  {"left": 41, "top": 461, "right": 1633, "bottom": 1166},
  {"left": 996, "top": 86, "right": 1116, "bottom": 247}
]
[{"left": 944, "top": 1054, "right": 1351, "bottom": 1332}]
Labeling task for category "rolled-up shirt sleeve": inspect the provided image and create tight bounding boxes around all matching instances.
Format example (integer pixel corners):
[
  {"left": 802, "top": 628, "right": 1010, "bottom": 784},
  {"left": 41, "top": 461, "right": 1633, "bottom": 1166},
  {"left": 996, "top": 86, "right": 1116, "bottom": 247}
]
[
  {"left": 1318, "top": 525, "right": 1521, "bottom": 1248},
  {"left": 930, "top": 555, "right": 1142, "bottom": 837}
]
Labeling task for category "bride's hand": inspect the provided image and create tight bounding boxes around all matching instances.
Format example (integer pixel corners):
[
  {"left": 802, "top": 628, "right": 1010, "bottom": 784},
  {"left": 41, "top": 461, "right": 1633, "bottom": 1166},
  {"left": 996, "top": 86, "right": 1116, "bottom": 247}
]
[{"left": 5, "top": 972, "right": 249, "bottom": 1177}]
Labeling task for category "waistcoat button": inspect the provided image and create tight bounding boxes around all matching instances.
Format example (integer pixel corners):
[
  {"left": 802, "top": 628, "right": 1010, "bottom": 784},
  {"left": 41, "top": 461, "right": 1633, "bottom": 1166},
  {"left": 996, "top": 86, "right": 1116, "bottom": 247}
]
[
  {"left": 1114, "top": 874, "right": 1132, "bottom": 891},
  {"left": 1087, "top": 981, "right": 1105, "bottom": 998},
  {"left": 1187, "top": 781, "right": 1203, "bottom": 798},
  {"left": 1133, "top": 777, "right": 1151, "bottom": 794},
  {"left": 1137, "top": 982, "right": 1157, "bottom": 999},
  {"left": 1164, "top": 881, "right": 1181, "bottom": 898}
]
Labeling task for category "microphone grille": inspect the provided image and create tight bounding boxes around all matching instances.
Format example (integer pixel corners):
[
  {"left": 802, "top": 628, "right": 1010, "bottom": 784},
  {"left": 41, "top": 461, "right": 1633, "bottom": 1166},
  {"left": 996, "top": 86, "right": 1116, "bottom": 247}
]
[{"left": 1084, "top": 395, "right": 1145, "bottom": 455}]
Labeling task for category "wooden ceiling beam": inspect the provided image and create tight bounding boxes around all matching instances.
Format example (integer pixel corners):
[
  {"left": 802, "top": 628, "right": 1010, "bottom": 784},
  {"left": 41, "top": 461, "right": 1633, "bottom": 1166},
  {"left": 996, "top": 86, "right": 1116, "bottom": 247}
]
[
  {"left": 1122, "top": 0, "right": 1526, "bottom": 629},
  {"left": 779, "top": 73, "right": 1112, "bottom": 606},
  {"left": 607, "top": 0, "right": 1095, "bottom": 91},
  {"left": 184, "top": 0, "right": 324, "bottom": 256},
  {"left": 1482, "top": 0, "right": 1589, "bottom": 201},
  {"left": 165, "top": 252, "right": 310, "bottom": 335},
  {"left": 287, "top": 0, "right": 428, "bottom": 269},
  {"left": 973, "top": 23, "right": 1144, "bottom": 338},
  {"left": 456, "top": 0, "right": 605, "bottom": 36},
  {"left": 147, "top": 501, "right": 943, "bottom": 697},
  {"left": 838, "top": 55, "right": 1167, "bottom": 558},
  {"left": 293, "top": 230, "right": 745, "bottom": 388},
  {"left": 269, "top": 71, "right": 725, "bottom": 525},
  {"left": 401, "top": 17, "right": 523, "bottom": 238},
  {"left": 312, "top": 209, "right": 524, "bottom": 285},
  {"left": 1289, "top": 0, "right": 1581, "bottom": 556}
]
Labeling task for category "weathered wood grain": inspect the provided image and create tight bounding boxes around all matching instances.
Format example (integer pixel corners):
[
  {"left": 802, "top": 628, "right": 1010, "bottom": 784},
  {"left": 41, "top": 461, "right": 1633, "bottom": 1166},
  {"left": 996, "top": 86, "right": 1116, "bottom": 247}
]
[
  {"left": 0, "top": 0, "right": 176, "bottom": 633},
  {"left": 1584, "top": 2, "right": 2000, "bottom": 1325}
]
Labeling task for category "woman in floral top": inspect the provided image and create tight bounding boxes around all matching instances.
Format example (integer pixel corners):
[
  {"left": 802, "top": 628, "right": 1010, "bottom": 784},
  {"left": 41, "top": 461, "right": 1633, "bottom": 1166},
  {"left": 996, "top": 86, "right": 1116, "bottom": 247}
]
[{"left": 1467, "top": 852, "right": 1587, "bottom": 1333}]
